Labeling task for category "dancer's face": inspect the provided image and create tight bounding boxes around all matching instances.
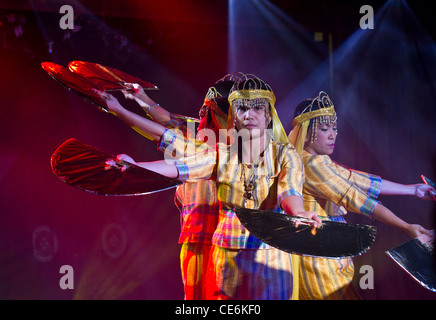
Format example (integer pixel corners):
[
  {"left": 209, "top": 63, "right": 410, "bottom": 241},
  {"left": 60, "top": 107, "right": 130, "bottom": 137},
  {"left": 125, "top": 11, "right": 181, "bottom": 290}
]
[
  {"left": 305, "top": 118, "right": 338, "bottom": 155},
  {"left": 234, "top": 101, "right": 271, "bottom": 139}
]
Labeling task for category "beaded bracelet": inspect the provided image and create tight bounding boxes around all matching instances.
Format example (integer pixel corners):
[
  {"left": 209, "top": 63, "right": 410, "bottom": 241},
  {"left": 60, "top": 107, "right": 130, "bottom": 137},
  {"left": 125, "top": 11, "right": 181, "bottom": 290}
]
[{"left": 145, "top": 102, "right": 160, "bottom": 112}]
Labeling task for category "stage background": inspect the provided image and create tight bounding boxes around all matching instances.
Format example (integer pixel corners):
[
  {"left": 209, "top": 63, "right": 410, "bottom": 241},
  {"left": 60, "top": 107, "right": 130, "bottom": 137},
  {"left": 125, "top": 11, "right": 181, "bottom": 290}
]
[{"left": 0, "top": 0, "right": 435, "bottom": 300}]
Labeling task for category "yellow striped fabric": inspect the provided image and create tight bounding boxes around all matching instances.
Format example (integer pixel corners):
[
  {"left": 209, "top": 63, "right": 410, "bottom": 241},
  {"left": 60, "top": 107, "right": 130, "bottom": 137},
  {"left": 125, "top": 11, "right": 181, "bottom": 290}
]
[
  {"left": 302, "top": 151, "right": 380, "bottom": 218},
  {"left": 178, "top": 140, "right": 304, "bottom": 249},
  {"left": 298, "top": 151, "right": 382, "bottom": 299},
  {"left": 205, "top": 245, "right": 295, "bottom": 300}
]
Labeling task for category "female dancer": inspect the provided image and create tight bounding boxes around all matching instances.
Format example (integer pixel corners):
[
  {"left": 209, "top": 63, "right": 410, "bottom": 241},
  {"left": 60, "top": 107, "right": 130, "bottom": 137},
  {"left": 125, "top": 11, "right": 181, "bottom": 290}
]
[
  {"left": 288, "top": 91, "right": 434, "bottom": 299},
  {"left": 100, "top": 74, "right": 320, "bottom": 299}
]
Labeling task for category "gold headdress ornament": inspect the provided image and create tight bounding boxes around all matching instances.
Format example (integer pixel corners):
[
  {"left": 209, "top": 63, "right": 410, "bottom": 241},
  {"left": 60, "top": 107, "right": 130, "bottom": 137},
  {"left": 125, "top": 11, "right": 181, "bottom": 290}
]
[
  {"left": 199, "top": 72, "right": 244, "bottom": 130},
  {"left": 227, "top": 73, "right": 288, "bottom": 144},
  {"left": 288, "top": 91, "right": 337, "bottom": 155}
]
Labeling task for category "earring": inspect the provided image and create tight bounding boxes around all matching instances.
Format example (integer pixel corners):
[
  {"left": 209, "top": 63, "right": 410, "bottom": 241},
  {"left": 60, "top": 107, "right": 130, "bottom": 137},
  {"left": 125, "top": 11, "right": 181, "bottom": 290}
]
[{"left": 309, "top": 118, "right": 318, "bottom": 143}]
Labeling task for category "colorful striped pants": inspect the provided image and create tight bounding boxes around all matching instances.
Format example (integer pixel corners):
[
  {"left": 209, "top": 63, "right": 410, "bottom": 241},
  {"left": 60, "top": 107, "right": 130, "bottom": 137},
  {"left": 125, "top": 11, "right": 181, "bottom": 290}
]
[
  {"left": 299, "top": 256, "right": 362, "bottom": 300},
  {"left": 180, "top": 242, "right": 297, "bottom": 300}
]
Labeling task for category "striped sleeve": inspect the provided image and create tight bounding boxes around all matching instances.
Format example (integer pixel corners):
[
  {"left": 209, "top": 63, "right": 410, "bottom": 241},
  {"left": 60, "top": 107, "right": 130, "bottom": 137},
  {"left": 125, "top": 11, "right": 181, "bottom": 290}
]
[
  {"left": 332, "top": 163, "right": 381, "bottom": 199},
  {"left": 349, "top": 170, "right": 381, "bottom": 199},
  {"left": 158, "top": 128, "right": 217, "bottom": 182},
  {"left": 304, "top": 155, "right": 379, "bottom": 218},
  {"left": 165, "top": 114, "right": 200, "bottom": 139},
  {"left": 176, "top": 147, "right": 217, "bottom": 182},
  {"left": 158, "top": 128, "right": 212, "bottom": 160},
  {"left": 277, "top": 145, "right": 304, "bottom": 204}
]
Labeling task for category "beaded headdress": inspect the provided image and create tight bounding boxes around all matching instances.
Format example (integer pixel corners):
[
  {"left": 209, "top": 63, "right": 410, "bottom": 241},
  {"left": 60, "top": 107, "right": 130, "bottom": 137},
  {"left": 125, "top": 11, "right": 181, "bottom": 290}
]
[
  {"left": 227, "top": 73, "right": 288, "bottom": 144},
  {"left": 198, "top": 72, "right": 244, "bottom": 130},
  {"left": 288, "top": 91, "right": 337, "bottom": 155}
]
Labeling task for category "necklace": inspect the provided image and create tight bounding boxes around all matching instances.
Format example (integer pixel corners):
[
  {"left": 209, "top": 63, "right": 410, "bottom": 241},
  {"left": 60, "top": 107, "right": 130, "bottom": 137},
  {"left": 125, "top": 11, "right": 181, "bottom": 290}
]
[{"left": 242, "top": 164, "right": 255, "bottom": 200}]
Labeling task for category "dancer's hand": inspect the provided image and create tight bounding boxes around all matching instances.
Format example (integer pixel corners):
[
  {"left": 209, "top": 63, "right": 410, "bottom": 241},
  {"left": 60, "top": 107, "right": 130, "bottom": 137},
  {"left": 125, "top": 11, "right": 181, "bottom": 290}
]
[
  {"left": 94, "top": 90, "right": 124, "bottom": 116},
  {"left": 413, "top": 183, "right": 436, "bottom": 200},
  {"left": 293, "top": 211, "right": 322, "bottom": 228},
  {"left": 122, "top": 83, "right": 145, "bottom": 100},
  {"left": 105, "top": 154, "right": 136, "bottom": 172},
  {"left": 404, "top": 224, "right": 433, "bottom": 239},
  {"left": 116, "top": 153, "right": 136, "bottom": 164},
  {"left": 122, "top": 83, "right": 158, "bottom": 112}
]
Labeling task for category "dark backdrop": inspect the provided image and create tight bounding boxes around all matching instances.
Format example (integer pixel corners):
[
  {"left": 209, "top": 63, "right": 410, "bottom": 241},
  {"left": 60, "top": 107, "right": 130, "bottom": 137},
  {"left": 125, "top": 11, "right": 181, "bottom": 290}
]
[{"left": 0, "top": 0, "right": 434, "bottom": 300}]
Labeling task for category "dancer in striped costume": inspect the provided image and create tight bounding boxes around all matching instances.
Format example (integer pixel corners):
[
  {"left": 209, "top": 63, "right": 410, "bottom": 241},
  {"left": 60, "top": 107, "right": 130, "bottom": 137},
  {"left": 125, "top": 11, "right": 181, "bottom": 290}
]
[
  {"left": 288, "top": 92, "right": 434, "bottom": 299},
  {"left": 103, "top": 74, "right": 321, "bottom": 299}
]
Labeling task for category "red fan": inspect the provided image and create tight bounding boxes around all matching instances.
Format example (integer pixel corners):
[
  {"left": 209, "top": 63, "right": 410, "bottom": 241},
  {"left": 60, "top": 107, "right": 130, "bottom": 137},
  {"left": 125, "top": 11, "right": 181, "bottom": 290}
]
[
  {"left": 41, "top": 62, "right": 108, "bottom": 110},
  {"left": 42, "top": 61, "right": 158, "bottom": 111},
  {"left": 51, "top": 138, "right": 182, "bottom": 196},
  {"left": 68, "top": 60, "right": 158, "bottom": 92}
]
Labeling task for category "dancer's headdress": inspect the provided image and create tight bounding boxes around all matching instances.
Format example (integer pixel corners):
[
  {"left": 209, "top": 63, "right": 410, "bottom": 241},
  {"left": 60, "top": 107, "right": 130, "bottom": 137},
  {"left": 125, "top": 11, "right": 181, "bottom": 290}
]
[
  {"left": 198, "top": 72, "right": 244, "bottom": 130},
  {"left": 227, "top": 73, "right": 288, "bottom": 144},
  {"left": 288, "top": 91, "right": 337, "bottom": 155}
]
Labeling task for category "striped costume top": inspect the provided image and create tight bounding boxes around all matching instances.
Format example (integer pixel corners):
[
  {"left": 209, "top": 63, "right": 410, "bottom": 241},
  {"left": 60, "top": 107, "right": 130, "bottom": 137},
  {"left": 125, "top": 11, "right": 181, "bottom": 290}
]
[
  {"left": 301, "top": 150, "right": 381, "bottom": 219},
  {"left": 159, "top": 128, "right": 304, "bottom": 250},
  {"left": 298, "top": 150, "right": 382, "bottom": 300},
  {"left": 165, "top": 114, "right": 219, "bottom": 244}
]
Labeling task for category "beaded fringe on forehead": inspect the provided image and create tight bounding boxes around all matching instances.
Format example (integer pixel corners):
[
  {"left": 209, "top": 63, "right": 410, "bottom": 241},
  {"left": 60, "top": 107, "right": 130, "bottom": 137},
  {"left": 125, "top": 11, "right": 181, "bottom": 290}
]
[{"left": 288, "top": 91, "right": 337, "bottom": 155}]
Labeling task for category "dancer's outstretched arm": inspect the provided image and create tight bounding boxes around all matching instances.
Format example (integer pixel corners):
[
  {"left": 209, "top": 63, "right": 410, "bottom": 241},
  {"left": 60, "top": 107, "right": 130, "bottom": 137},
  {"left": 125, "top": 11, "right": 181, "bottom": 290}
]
[
  {"left": 97, "top": 91, "right": 166, "bottom": 141},
  {"left": 115, "top": 154, "right": 179, "bottom": 179},
  {"left": 380, "top": 179, "right": 435, "bottom": 200},
  {"left": 122, "top": 84, "right": 173, "bottom": 125},
  {"left": 371, "top": 203, "right": 432, "bottom": 238}
]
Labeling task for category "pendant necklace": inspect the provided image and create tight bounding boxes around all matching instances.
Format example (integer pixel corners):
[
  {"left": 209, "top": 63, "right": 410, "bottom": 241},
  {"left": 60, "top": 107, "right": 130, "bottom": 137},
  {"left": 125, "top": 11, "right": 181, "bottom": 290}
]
[{"left": 242, "top": 164, "right": 255, "bottom": 200}]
